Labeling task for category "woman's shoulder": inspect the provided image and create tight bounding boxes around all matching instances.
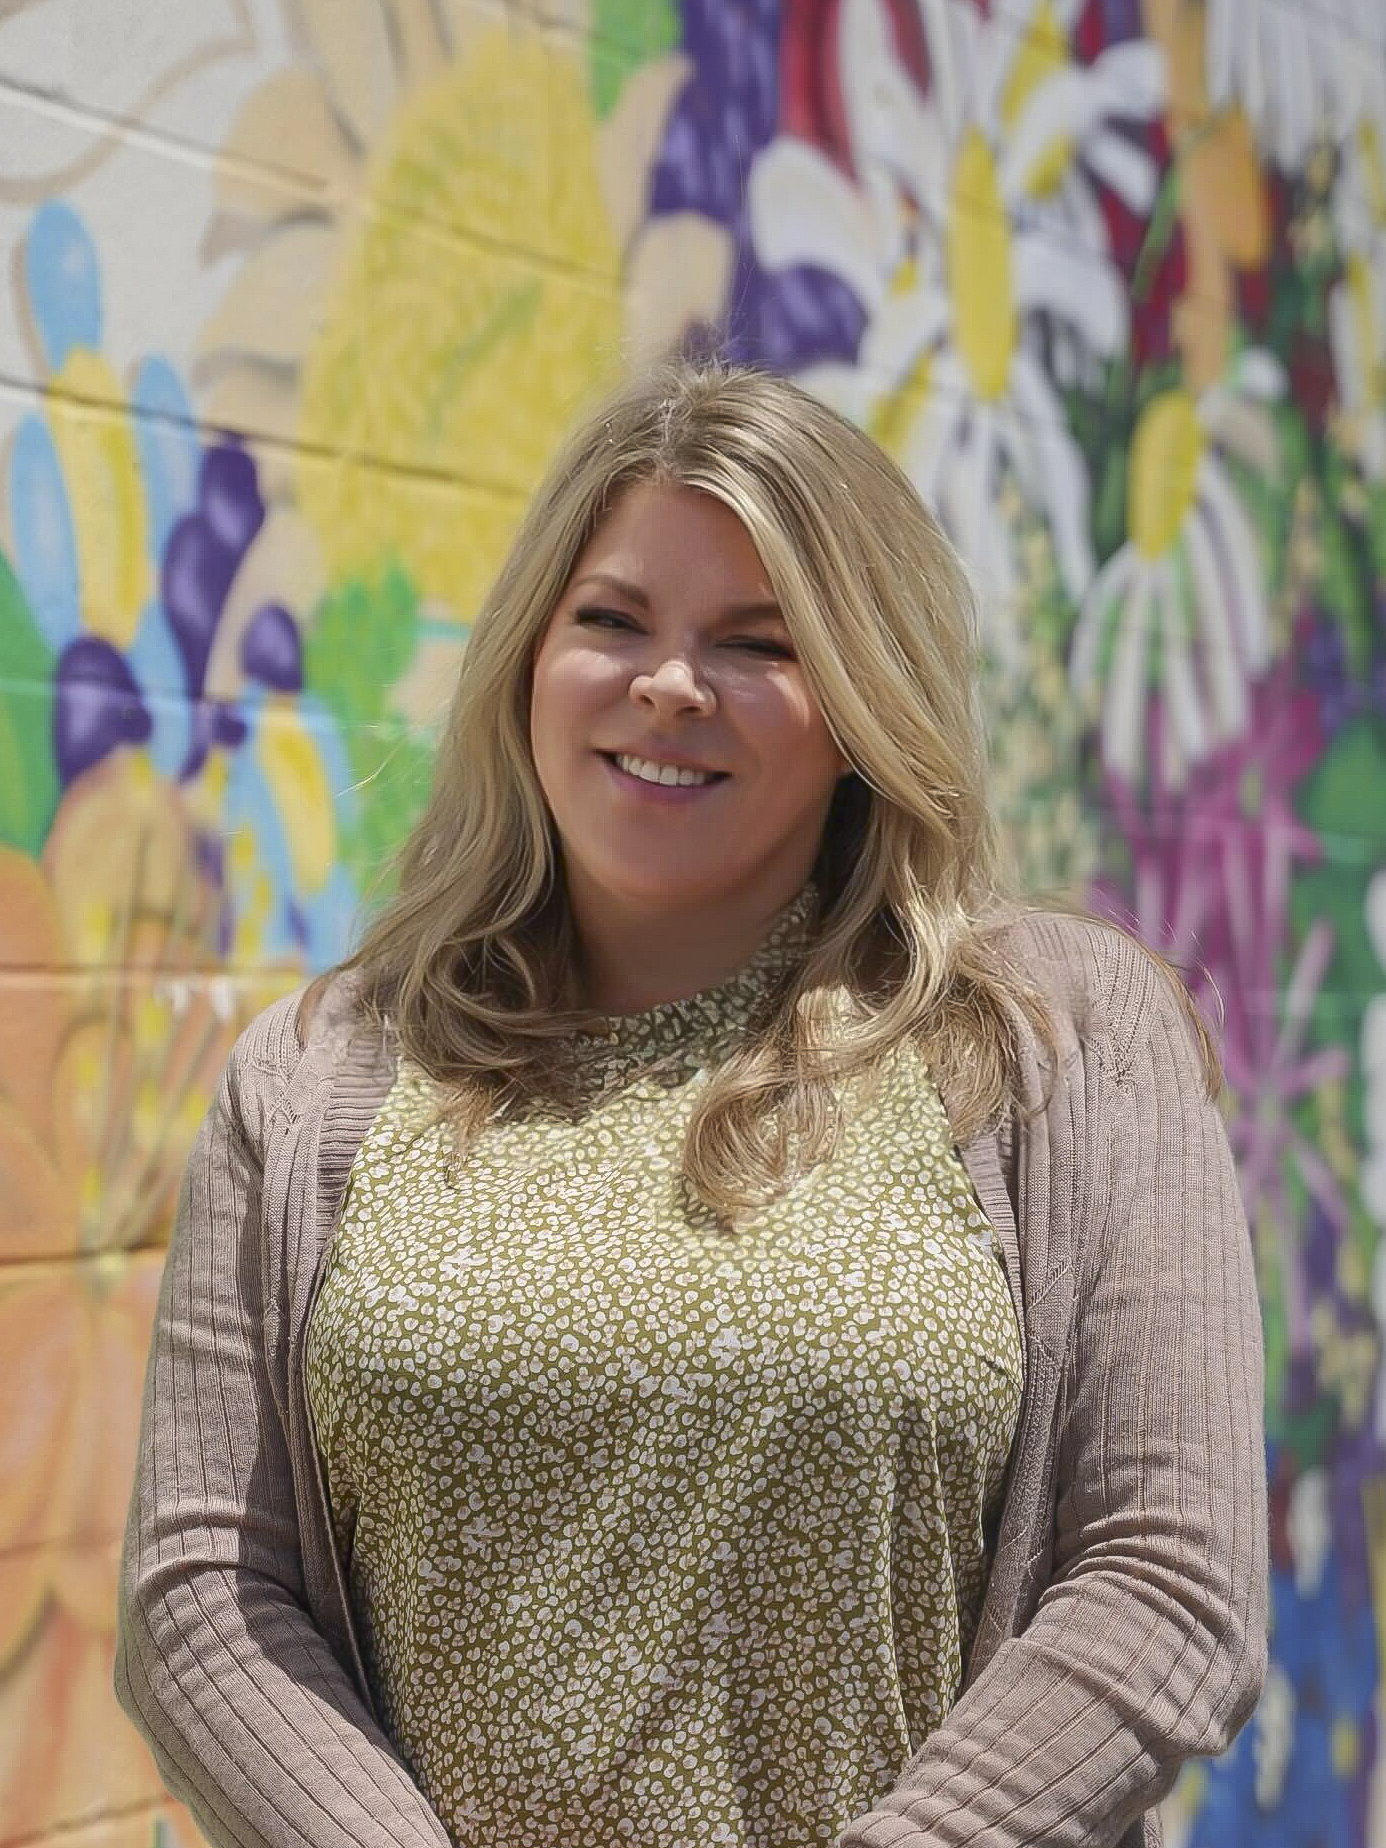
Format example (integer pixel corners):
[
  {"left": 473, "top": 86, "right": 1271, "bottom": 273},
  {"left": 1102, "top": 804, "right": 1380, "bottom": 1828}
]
[
  {"left": 985, "top": 902, "right": 1148, "bottom": 983},
  {"left": 981, "top": 903, "right": 1200, "bottom": 1080},
  {"left": 289, "top": 964, "right": 368, "bottom": 1050},
  {"left": 210, "top": 967, "right": 382, "bottom": 1162},
  {"left": 226, "top": 966, "right": 371, "bottom": 1099}
]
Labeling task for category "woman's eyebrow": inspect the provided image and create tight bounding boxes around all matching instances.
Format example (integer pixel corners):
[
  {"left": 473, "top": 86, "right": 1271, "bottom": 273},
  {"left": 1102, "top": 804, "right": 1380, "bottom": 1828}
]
[{"left": 569, "top": 571, "right": 786, "bottom": 622}]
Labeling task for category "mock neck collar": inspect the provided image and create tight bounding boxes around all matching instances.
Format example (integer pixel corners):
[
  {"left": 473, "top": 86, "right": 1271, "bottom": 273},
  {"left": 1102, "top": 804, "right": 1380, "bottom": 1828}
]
[{"left": 567, "top": 879, "right": 821, "bottom": 1084}]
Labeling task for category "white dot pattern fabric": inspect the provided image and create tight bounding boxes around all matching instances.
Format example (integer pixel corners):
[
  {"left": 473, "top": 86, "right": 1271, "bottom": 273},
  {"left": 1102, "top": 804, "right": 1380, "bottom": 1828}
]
[{"left": 305, "top": 883, "right": 1024, "bottom": 1846}]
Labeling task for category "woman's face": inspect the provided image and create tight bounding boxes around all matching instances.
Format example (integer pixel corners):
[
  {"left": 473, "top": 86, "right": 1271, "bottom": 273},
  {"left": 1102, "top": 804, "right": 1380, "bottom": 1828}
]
[{"left": 529, "top": 479, "right": 851, "bottom": 913}]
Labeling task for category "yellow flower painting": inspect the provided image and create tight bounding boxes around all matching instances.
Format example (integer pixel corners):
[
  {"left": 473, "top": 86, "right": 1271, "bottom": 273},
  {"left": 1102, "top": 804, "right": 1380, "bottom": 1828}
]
[{"left": 198, "top": 5, "right": 627, "bottom": 622}]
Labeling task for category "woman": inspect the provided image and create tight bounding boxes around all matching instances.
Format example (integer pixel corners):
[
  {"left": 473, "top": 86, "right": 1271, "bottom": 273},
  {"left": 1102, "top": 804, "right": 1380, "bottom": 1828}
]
[{"left": 116, "top": 358, "right": 1269, "bottom": 1848}]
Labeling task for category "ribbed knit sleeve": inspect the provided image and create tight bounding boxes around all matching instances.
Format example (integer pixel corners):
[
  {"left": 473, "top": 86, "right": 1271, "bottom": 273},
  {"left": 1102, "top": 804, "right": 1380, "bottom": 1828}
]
[
  {"left": 113, "top": 1039, "right": 453, "bottom": 1848},
  {"left": 835, "top": 948, "right": 1270, "bottom": 1848}
]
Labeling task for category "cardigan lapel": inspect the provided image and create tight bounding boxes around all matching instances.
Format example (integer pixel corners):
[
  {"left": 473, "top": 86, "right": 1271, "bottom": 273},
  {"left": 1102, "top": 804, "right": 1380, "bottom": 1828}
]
[
  {"left": 283, "top": 975, "right": 399, "bottom": 1715},
  {"left": 941, "top": 987, "right": 1074, "bottom": 1691}
]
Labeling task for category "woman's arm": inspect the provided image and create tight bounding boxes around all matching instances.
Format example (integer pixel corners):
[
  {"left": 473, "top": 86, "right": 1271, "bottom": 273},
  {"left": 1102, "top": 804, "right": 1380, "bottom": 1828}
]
[
  {"left": 114, "top": 1033, "right": 453, "bottom": 1848},
  {"left": 835, "top": 949, "right": 1270, "bottom": 1848}
]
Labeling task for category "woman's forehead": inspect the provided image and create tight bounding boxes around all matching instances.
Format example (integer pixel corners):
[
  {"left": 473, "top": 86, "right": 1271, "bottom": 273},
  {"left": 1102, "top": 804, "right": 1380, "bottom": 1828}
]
[{"left": 571, "top": 482, "right": 773, "bottom": 595}]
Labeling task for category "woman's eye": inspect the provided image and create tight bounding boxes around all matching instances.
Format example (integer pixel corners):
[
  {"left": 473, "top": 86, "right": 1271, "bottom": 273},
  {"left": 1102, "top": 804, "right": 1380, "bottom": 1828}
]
[
  {"left": 574, "top": 607, "right": 633, "bottom": 630},
  {"left": 574, "top": 609, "right": 790, "bottom": 657}
]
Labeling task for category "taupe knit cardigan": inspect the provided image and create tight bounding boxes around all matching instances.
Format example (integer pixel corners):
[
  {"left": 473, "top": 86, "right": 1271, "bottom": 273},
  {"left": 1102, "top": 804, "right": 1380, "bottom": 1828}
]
[{"left": 115, "top": 909, "right": 1270, "bottom": 1848}]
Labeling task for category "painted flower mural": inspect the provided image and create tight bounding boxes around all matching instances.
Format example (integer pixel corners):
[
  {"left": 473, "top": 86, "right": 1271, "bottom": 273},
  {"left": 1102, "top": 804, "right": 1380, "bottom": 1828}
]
[
  {"left": 9, "top": 202, "right": 189, "bottom": 733},
  {"left": 4, "top": 197, "right": 355, "bottom": 968},
  {"left": 1069, "top": 347, "right": 1285, "bottom": 786},
  {"left": 197, "top": 1, "right": 629, "bottom": 625},
  {"left": 644, "top": 0, "right": 868, "bottom": 372},
  {"left": 1329, "top": 123, "right": 1386, "bottom": 487},
  {"left": 747, "top": 0, "right": 1163, "bottom": 655},
  {"left": 1205, "top": 0, "right": 1386, "bottom": 171},
  {"left": 0, "top": 748, "right": 262, "bottom": 1846},
  {"left": 0, "top": 1, "right": 1382, "bottom": 1845},
  {"left": 1368, "top": 874, "right": 1386, "bottom": 1235}
]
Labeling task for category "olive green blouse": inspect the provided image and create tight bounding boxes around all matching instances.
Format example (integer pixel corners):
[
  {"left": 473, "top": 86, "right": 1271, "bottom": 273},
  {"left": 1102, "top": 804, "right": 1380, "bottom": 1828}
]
[{"left": 304, "top": 882, "right": 1024, "bottom": 1846}]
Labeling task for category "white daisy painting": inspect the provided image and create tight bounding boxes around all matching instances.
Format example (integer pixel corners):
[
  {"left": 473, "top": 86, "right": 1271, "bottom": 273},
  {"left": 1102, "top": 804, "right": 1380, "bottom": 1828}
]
[
  {"left": 1205, "top": 0, "right": 1386, "bottom": 169},
  {"left": 1068, "top": 348, "right": 1286, "bottom": 787},
  {"left": 747, "top": 0, "right": 1165, "bottom": 660}
]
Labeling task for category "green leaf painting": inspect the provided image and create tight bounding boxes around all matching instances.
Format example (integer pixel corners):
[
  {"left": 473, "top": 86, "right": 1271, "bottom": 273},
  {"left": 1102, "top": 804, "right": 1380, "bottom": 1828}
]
[{"left": 0, "top": 552, "right": 57, "bottom": 856}]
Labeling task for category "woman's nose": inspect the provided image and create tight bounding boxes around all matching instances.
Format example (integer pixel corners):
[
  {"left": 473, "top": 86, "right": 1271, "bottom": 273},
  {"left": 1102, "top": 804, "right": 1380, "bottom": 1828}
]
[{"left": 634, "top": 656, "right": 714, "bottom": 708}]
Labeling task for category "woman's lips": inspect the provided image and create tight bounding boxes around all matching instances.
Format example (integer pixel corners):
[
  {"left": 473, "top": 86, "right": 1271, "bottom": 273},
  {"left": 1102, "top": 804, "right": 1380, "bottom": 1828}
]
[{"left": 597, "top": 752, "right": 731, "bottom": 804}]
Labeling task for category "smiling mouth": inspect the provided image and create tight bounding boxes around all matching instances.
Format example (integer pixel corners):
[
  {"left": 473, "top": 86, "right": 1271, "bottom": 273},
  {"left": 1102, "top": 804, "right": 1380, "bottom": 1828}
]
[{"left": 598, "top": 752, "right": 731, "bottom": 785}]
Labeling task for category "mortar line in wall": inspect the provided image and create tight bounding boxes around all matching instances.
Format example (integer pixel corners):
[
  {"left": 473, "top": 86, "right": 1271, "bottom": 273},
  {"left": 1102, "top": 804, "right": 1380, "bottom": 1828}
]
[
  {"left": 0, "top": 962, "right": 307, "bottom": 984},
  {"left": 0, "top": 68, "right": 625, "bottom": 290},
  {"left": 0, "top": 366, "right": 540, "bottom": 507},
  {"left": 0, "top": 331, "right": 1335, "bottom": 463},
  {"left": 0, "top": 65, "right": 1364, "bottom": 341},
  {"left": 5, "top": 1797, "right": 177, "bottom": 1848}
]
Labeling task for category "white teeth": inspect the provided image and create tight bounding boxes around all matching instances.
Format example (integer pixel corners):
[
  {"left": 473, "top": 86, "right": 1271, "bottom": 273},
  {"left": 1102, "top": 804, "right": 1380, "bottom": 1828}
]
[{"left": 614, "top": 753, "right": 718, "bottom": 788}]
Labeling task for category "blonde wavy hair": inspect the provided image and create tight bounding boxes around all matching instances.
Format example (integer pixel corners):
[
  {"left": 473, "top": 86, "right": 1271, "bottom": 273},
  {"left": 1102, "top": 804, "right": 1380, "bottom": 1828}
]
[{"left": 314, "top": 355, "right": 1221, "bottom": 1225}]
